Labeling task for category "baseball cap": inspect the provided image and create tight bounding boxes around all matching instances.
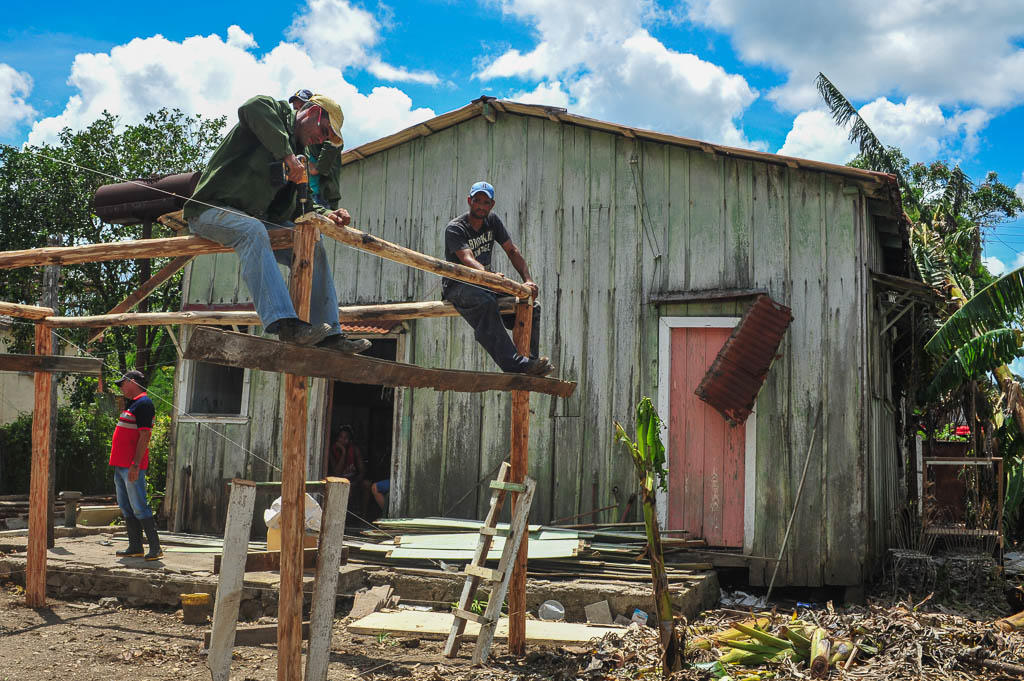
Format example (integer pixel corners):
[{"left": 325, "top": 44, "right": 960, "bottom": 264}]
[
  {"left": 469, "top": 181, "right": 494, "bottom": 200},
  {"left": 289, "top": 88, "right": 313, "bottom": 105},
  {"left": 307, "top": 94, "right": 345, "bottom": 148},
  {"left": 114, "top": 369, "right": 146, "bottom": 387}
]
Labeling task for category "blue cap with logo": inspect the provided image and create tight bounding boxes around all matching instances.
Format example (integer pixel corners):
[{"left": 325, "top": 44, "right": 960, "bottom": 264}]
[
  {"left": 289, "top": 88, "right": 314, "bottom": 104},
  {"left": 469, "top": 181, "right": 494, "bottom": 200}
]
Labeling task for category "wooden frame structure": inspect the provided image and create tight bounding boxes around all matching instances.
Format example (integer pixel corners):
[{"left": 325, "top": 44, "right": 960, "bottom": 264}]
[{"left": 2, "top": 211, "right": 575, "bottom": 677}]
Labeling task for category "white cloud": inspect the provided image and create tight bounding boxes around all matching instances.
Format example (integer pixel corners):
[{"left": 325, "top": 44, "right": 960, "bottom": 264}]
[
  {"left": 1015, "top": 172, "right": 1024, "bottom": 199},
  {"left": 983, "top": 256, "right": 1008, "bottom": 276},
  {"left": 0, "top": 64, "right": 37, "bottom": 135},
  {"left": 777, "top": 98, "right": 993, "bottom": 165},
  {"left": 226, "top": 25, "right": 257, "bottom": 50},
  {"left": 25, "top": 18, "right": 436, "bottom": 150},
  {"left": 685, "top": 0, "right": 1024, "bottom": 112},
  {"left": 286, "top": 0, "right": 439, "bottom": 84},
  {"left": 477, "top": 0, "right": 762, "bottom": 148},
  {"left": 366, "top": 60, "right": 440, "bottom": 85},
  {"left": 509, "top": 80, "right": 571, "bottom": 108},
  {"left": 777, "top": 110, "right": 856, "bottom": 164}
]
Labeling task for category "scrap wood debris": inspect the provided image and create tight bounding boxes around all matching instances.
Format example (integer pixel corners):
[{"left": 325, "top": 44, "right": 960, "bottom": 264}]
[
  {"left": 679, "top": 599, "right": 1024, "bottom": 681},
  {"left": 408, "top": 601, "right": 1022, "bottom": 681}
]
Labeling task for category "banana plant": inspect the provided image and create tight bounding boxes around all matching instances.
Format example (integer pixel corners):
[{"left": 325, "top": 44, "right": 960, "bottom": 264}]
[{"left": 615, "top": 397, "right": 682, "bottom": 676}]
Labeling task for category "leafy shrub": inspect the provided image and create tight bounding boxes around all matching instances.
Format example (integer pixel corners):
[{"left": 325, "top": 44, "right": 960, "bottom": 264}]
[{"left": 0, "top": 405, "right": 117, "bottom": 495}]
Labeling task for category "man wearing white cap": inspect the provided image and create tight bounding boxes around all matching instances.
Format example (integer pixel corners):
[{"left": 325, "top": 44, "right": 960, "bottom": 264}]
[
  {"left": 184, "top": 93, "right": 369, "bottom": 354},
  {"left": 442, "top": 181, "right": 553, "bottom": 376}
]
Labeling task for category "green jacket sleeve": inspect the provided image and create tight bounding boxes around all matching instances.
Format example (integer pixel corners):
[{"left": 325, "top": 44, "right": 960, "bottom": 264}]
[{"left": 238, "top": 96, "right": 293, "bottom": 161}]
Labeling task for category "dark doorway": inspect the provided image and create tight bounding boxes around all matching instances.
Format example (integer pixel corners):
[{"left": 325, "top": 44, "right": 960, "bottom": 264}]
[{"left": 325, "top": 338, "right": 396, "bottom": 523}]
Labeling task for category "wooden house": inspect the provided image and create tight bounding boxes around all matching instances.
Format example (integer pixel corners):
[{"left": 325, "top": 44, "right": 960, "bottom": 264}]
[{"left": 166, "top": 97, "right": 920, "bottom": 587}]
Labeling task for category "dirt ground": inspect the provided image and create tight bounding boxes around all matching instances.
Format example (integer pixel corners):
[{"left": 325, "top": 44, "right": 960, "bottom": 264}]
[
  {"left": 0, "top": 582, "right": 594, "bottom": 681},
  {"left": 3, "top": 579, "right": 1023, "bottom": 681}
]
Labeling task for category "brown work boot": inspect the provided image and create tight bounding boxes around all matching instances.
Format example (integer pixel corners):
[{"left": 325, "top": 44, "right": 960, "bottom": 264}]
[
  {"left": 316, "top": 334, "right": 372, "bottom": 355},
  {"left": 523, "top": 356, "right": 554, "bottom": 377},
  {"left": 277, "top": 319, "right": 332, "bottom": 346}
]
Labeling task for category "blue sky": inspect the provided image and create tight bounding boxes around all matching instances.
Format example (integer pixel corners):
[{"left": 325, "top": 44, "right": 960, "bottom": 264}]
[{"left": 2, "top": 0, "right": 1023, "bottom": 268}]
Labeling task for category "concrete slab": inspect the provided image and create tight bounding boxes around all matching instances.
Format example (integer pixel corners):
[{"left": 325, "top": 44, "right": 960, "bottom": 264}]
[
  {"left": 348, "top": 610, "right": 625, "bottom": 644},
  {"left": 0, "top": 533, "right": 720, "bottom": 625}
]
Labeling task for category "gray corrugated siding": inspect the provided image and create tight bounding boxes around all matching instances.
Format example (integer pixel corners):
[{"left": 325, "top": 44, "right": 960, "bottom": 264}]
[{"left": 173, "top": 112, "right": 902, "bottom": 586}]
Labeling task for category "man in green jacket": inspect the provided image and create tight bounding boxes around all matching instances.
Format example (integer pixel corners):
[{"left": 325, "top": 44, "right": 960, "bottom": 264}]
[{"left": 184, "top": 94, "right": 369, "bottom": 353}]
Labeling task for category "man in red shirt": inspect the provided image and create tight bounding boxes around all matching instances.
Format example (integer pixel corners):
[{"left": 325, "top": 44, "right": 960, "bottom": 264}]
[{"left": 109, "top": 370, "right": 162, "bottom": 561}]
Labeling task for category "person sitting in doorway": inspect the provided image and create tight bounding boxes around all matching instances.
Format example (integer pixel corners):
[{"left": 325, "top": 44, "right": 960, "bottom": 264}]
[
  {"left": 370, "top": 479, "right": 389, "bottom": 516},
  {"left": 441, "top": 181, "right": 553, "bottom": 376}
]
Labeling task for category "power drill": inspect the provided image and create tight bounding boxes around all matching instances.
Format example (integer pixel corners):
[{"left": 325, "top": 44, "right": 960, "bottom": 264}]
[{"left": 268, "top": 155, "right": 310, "bottom": 214}]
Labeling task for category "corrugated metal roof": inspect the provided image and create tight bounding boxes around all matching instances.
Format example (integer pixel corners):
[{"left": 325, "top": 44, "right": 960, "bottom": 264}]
[
  {"left": 342, "top": 96, "right": 899, "bottom": 200},
  {"left": 695, "top": 295, "right": 794, "bottom": 426}
]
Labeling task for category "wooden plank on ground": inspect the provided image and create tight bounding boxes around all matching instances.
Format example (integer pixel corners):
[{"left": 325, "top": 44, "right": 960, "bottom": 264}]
[
  {"left": 184, "top": 326, "right": 576, "bottom": 398},
  {"left": 348, "top": 584, "right": 394, "bottom": 621},
  {"left": 349, "top": 611, "right": 624, "bottom": 644},
  {"left": 204, "top": 622, "right": 311, "bottom": 648},
  {"left": 0, "top": 354, "right": 103, "bottom": 375},
  {"left": 212, "top": 548, "right": 324, "bottom": 574}
]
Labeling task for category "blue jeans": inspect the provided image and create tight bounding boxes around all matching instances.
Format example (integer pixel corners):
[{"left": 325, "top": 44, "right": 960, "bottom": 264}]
[
  {"left": 188, "top": 207, "right": 342, "bottom": 334},
  {"left": 443, "top": 282, "right": 540, "bottom": 372},
  {"left": 113, "top": 466, "right": 153, "bottom": 521}
]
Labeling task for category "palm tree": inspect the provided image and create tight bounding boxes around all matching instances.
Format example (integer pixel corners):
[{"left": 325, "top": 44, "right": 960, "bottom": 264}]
[{"left": 815, "top": 72, "right": 1024, "bottom": 429}]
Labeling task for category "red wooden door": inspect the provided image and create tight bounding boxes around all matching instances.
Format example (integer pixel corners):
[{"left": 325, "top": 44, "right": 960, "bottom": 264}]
[{"left": 667, "top": 326, "right": 745, "bottom": 547}]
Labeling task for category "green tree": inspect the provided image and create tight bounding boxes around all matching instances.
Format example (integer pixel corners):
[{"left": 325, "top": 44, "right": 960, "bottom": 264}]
[
  {"left": 816, "top": 72, "right": 1024, "bottom": 536},
  {"left": 0, "top": 108, "right": 224, "bottom": 390}
]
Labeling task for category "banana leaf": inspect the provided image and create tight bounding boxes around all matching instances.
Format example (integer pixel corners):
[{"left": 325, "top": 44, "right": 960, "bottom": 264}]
[
  {"left": 925, "top": 265, "right": 1024, "bottom": 355},
  {"left": 921, "top": 328, "right": 1024, "bottom": 402}
]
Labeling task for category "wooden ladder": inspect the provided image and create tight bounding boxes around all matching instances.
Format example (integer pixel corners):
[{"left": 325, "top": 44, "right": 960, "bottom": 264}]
[{"left": 443, "top": 461, "right": 537, "bottom": 664}]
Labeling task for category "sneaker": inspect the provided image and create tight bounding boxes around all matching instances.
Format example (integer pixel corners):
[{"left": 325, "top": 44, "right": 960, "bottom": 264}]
[
  {"left": 115, "top": 547, "right": 144, "bottom": 558},
  {"left": 523, "top": 356, "right": 555, "bottom": 377},
  {"left": 277, "top": 319, "right": 332, "bottom": 346},
  {"left": 316, "top": 334, "right": 372, "bottom": 355},
  {"left": 144, "top": 548, "right": 164, "bottom": 561}
]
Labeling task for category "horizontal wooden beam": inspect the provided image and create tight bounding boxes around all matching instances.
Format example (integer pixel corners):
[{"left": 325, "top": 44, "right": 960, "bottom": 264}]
[
  {"left": 0, "top": 230, "right": 294, "bottom": 270},
  {"left": 44, "top": 299, "right": 518, "bottom": 328},
  {"left": 184, "top": 326, "right": 576, "bottom": 398},
  {"left": 308, "top": 215, "right": 533, "bottom": 299},
  {"left": 87, "top": 255, "right": 194, "bottom": 344},
  {"left": 0, "top": 301, "right": 54, "bottom": 319},
  {"left": 211, "top": 547, "right": 334, "bottom": 574},
  {"left": 0, "top": 354, "right": 103, "bottom": 375}
]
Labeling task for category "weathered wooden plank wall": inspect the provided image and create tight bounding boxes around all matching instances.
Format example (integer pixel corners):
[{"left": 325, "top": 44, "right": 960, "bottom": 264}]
[{"left": 172, "top": 110, "right": 902, "bottom": 586}]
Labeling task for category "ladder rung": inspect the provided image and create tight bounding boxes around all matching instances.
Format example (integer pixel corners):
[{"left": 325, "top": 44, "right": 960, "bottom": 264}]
[
  {"left": 489, "top": 481, "right": 526, "bottom": 492},
  {"left": 464, "top": 564, "right": 504, "bottom": 582},
  {"left": 478, "top": 526, "right": 498, "bottom": 536},
  {"left": 452, "top": 608, "right": 493, "bottom": 625}
]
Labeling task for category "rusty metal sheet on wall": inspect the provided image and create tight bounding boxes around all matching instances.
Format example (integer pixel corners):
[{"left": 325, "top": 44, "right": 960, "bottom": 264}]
[{"left": 695, "top": 294, "right": 794, "bottom": 426}]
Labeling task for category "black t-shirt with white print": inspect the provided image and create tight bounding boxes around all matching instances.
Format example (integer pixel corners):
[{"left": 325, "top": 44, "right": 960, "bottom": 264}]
[{"left": 442, "top": 212, "right": 510, "bottom": 293}]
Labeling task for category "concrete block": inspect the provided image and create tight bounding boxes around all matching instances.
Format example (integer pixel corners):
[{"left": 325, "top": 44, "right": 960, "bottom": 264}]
[{"left": 584, "top": 600, "right": 613, "bottom": 624}]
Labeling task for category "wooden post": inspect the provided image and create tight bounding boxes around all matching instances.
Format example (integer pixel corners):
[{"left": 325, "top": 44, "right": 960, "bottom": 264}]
[
  {"left": 507, "top": 299, "right": 533, "bottom": 656},
  {"left": 304, "top": 477, "right": 350, "bottom": 681},
  {"left": 207, "top": 480, "right": 257, "bottom": 681},
  {"left": 41, "top": 237, "right": 59, "bottom": 550},
  {"left": 279, "top": 374, "right": 307, "bottom": 681},
  {"left": 280, "top": 218, "right": 318, "bottom": 681},
  {"left": 289, "top": 221, "right": 319, "bottom": 322},
  {"left": 26, "top": 323, "right": 54, "bottom": 607}
]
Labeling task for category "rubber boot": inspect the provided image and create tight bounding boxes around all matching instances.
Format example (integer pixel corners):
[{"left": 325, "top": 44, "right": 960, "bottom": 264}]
[
  {"left": 116, "top": 516, "right": 144, "bottom": 557},
  {"left": 140, "top": 517, "right": 163, "bottom": 561}
]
